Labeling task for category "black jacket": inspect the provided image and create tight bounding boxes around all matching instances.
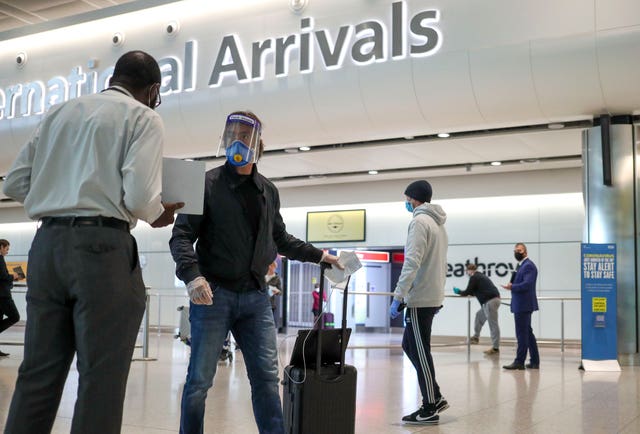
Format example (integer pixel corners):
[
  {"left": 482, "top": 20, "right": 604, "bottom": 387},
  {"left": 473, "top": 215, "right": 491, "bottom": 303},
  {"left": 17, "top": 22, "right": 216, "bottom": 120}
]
[
  {"left": 459, "top": 272, "right": 500, "bottom": 305},
  {"left": 170, "top": 162, "right": 323, "bottom": 291},
  {"left": 0, "top": 256, "right": 14, "bottom": 298}
]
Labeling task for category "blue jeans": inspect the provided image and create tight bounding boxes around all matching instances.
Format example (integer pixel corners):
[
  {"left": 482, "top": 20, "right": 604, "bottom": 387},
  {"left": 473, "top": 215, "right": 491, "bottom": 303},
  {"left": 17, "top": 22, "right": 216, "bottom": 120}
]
[{"left": 180, "top": 286, "right": 283, "bottom": 434}]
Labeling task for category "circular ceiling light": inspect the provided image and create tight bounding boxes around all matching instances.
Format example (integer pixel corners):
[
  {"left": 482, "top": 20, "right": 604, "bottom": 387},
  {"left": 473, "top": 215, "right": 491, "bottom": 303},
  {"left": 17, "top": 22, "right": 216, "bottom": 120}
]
[
  {"left": 368, "top": 170, "right": 378, "bottom": 175},
  {"left": 112, "top": 32, "right": 125, "bottom": 46},
  {"left": 16, "top": 52, "right": 27, "bottom": 67},
  {"left": 437, "top": 133, "right": 450, "bottom": 138},
  {"left": 166, "top": 21, "right": 180, "bottom": 35},
  {"left": 490, "top": 161, "right": 502, "bottom": 166},
  {"left": 290, "top": 0, "right": 308, "bottom": 12},
  {"left": 299, "top": 146, "right": 311, "bottom": 151},
  {"left": 548, "top": 123, "right": 565, "bottom": 130}
]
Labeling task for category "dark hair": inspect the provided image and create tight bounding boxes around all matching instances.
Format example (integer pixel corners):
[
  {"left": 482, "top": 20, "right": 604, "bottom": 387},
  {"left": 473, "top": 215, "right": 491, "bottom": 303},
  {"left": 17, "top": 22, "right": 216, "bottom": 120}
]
[
  {"left": 0, "top": 239, "right": 9, "bottom": 248},
  {"left": 466, "top": 264, "right": 477, "bottom": 271},
  {"left": 228, "top": 110, "right": 265, "bottom": 158},
  {"left": 110, "top": 50, "right": 161, "bottom": 89}
]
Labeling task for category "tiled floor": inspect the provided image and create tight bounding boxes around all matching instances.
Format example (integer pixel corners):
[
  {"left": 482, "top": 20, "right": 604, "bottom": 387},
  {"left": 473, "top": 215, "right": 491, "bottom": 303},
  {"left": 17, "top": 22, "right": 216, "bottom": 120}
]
[{"left": 0, "top": 327, "right": 639, "bottom": 433}]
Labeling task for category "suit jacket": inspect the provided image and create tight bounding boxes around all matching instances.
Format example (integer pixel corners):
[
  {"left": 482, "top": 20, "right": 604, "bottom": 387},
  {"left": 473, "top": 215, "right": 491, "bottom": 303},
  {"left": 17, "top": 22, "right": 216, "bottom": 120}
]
[
  {"left": 510, "top": 258, "right": 539, "bottom": 313},
  {"left": 0, "top": 255, "right": 14, "bottom": 298}
]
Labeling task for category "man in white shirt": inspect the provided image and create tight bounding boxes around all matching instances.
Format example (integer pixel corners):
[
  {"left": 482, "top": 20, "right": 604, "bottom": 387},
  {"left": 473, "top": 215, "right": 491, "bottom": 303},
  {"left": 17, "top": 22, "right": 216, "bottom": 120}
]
[{"left": 2, "top": 50, "right": 182, "bottom": 434}]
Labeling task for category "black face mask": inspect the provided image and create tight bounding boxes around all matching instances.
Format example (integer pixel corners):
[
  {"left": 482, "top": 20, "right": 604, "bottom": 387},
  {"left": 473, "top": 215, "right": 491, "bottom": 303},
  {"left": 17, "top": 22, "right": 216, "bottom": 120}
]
[{"left": 514, "top": 252, "right": 525, "bottom": 261}]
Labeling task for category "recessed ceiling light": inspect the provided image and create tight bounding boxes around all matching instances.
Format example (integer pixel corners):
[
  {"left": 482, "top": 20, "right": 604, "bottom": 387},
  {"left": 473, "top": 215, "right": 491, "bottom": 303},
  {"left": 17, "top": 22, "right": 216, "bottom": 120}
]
[
  {"left": 548, "top": 123, "right": 565, "bottom": 130},
  {"left": 299, "top": 146, "right": 311, "bottom": 151},
  {"left": 437, "top": 133, "right": 450, "bottom": 138},
  {"left": 490, "top": 161, "right": 502, "bottom": 166},
  {"left": 284, "top": 148, "right": 299, "bottom": 153},
  {"left": 520, "top": 158, "right": 540, "bottom": 164},
  {"left": 368, "top": 170, "right": 378, "bottom": 175},
  {"left": 404, "top": 136, "right": 414, "bottom": 140}
]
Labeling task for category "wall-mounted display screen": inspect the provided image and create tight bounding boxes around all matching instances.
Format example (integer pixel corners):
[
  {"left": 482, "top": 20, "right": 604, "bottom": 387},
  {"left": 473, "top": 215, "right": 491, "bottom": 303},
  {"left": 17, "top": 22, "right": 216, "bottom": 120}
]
[{"left": 307, "top": 209, "right": 366, "bottom": 243}]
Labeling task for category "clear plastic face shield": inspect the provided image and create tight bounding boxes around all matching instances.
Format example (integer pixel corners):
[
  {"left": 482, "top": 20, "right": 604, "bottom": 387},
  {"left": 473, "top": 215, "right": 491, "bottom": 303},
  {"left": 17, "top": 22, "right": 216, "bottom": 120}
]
[{"left": 217, "top": 113, "right": 262, "bottom": 167}]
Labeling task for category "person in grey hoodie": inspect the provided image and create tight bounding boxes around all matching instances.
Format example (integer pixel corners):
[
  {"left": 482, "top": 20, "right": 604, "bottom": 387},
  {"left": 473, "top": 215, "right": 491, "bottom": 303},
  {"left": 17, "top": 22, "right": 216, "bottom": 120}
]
[{"left": 390, "top": 180, "right": 449, "bottom": 425}]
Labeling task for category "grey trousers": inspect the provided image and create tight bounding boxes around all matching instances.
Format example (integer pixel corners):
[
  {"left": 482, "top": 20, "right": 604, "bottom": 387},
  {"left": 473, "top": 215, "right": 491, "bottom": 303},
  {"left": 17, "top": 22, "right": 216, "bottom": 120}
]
[
  {"left": 4, "top": 224, "right": 146, "bottom": 434},
  {"left": 473, "top": 297, "right": 501, "bottom": 349}
]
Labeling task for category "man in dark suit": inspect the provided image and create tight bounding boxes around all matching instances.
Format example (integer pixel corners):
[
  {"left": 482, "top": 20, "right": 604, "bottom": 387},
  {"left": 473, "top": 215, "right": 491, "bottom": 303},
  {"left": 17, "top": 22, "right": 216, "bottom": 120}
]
[
  {"left": 501, "top": 243, "right": 540, "bottom": 370},
  {"left": 0, "top": 239, "right": 20, "bottom": 357}
]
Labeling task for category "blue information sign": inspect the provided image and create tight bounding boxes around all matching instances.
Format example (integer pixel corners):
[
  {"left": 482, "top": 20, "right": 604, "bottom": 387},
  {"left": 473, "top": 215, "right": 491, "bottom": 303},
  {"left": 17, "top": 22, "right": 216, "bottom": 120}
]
[{"left": 581, "top": 243, "right": 617, "bottom": 360}]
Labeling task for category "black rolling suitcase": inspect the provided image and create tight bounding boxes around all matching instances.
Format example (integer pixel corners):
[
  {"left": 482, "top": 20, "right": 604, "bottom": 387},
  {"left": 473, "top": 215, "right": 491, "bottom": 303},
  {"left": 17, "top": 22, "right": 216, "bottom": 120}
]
[{"left": 282, "top": 263, "right": 357, "bottom": 434}]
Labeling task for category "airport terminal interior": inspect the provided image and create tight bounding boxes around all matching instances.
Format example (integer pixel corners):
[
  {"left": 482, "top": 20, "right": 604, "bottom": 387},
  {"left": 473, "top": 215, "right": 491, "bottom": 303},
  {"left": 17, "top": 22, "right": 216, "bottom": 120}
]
[
  {"left": 2, "top": 328, "right": 640, "bottom": 433},
  {"left": 1, "top": 0, "right": 640, "bottom": 433}
]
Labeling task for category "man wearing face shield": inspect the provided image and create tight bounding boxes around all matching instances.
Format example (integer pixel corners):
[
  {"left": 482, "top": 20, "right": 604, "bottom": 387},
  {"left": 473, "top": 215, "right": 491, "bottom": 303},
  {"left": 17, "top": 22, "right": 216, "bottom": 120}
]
[
  {"left": 222, "top": 113, "right": 262, "bottom": 167},
  {"left": 169, "top": 111, "right": 341, "bottom": 434}
]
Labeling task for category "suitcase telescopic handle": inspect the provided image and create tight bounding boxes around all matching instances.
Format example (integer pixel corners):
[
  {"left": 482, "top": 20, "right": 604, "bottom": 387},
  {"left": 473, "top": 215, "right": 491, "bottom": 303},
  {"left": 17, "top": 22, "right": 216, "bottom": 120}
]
[
  {"left": 316, "top": 262, "right": 331, "bottom": 370},
  {"left": 340, "top": 275, "right": 351, "bottom": 374}
]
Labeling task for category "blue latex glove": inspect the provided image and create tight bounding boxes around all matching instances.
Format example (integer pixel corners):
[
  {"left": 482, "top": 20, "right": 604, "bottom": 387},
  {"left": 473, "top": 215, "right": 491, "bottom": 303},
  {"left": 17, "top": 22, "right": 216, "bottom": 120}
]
[
  {"left": 390, "top": 299, "right": 402, "bottom": 319},
  {"left": 453, "top": 287, "right": 461, "bottom": 295}
]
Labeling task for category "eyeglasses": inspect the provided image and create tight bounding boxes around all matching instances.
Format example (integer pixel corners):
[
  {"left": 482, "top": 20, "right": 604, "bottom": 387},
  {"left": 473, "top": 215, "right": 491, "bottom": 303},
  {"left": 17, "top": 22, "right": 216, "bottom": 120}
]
[
  {"left": 153, "top": 89, "right": 161, "bottom": 109},
  {"left": 149, "top": 85, "right": 161, "bottom": 109}
]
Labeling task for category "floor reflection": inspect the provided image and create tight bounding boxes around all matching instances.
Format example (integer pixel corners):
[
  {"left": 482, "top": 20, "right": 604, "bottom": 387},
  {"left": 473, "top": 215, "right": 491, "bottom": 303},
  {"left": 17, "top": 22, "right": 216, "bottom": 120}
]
[{"left": 0, "top": 327, "right": 639, "bottom": 433}]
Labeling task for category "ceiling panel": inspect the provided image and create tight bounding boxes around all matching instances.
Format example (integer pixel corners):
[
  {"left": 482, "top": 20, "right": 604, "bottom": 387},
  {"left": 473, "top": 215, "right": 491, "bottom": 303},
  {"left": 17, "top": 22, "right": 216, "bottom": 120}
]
[
  {"left": 0, "top": 0, "right": 137, "bottom": 32},
  {"left": 252, "top": 127, "right": 583, "bottom": 184},
  {"left": 33, "top": 1, "right": 95, "bottom": 21},
  {"left": 0, "top": 0, "right": 587, "bottom": 193}
]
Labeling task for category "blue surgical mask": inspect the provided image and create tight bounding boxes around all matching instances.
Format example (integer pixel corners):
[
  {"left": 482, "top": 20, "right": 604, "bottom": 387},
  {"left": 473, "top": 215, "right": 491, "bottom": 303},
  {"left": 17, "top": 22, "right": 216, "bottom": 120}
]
[
  {"left": 405, "top": 201, "right": 414, "bottom": 213},
  {"left": 226, "top": 140, "right": 254, "bottom": 167}
]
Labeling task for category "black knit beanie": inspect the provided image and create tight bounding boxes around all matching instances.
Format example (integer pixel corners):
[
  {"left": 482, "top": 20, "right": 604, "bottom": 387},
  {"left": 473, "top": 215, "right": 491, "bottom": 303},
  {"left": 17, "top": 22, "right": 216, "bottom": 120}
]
[{"left": 404, "top": 180, "right": 432, "bottom": 203}]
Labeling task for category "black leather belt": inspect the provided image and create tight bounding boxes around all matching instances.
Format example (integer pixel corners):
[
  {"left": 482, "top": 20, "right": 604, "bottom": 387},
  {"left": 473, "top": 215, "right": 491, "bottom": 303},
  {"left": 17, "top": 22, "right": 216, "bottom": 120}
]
[{"left": 40, "top": 216, "right": 129, "bottom": 232}]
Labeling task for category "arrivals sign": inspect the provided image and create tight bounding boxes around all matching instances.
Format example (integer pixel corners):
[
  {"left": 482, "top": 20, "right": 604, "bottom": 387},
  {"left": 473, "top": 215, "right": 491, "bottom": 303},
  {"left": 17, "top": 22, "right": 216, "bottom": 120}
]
[
  {"left": 0, "top": 1, "right": 441, "bottom": 121},
  {"left": 581, "top": 243, "right": 617, "bottom": 361}
]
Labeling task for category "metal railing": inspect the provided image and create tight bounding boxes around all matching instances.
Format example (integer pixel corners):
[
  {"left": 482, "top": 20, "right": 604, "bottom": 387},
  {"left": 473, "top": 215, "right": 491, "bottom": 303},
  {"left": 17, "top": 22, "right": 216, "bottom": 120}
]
[
  {"left": 2, "top": 287, "right": 158, "bottom": 361},
  {"left": 2, "top": 287, "right": 581, "bottom": 360},
  {"left": 146, "top": 290, "right": 189, "bottom": 335},
  {"left": 131, "top": 292, "right": 157, "bottom": 361},
  {"left": 336, "top": 289, "right": 581, "bottom": 355}
]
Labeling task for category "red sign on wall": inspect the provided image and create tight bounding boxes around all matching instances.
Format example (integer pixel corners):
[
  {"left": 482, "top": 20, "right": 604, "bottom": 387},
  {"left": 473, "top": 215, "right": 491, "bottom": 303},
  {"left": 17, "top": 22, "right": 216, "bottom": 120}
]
[{"left": 352, "top": 250, "right": 390, "bottom": 263}]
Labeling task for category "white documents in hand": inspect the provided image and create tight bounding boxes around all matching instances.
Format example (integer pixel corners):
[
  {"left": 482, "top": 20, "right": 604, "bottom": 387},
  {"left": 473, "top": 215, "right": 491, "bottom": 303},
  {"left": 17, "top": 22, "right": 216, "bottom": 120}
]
[
  {"left": 162, "top": 158, "right": 206, "bottom": 215},
  {"left": 325, "top": 251, "right": 363, "bottom": 284}
]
